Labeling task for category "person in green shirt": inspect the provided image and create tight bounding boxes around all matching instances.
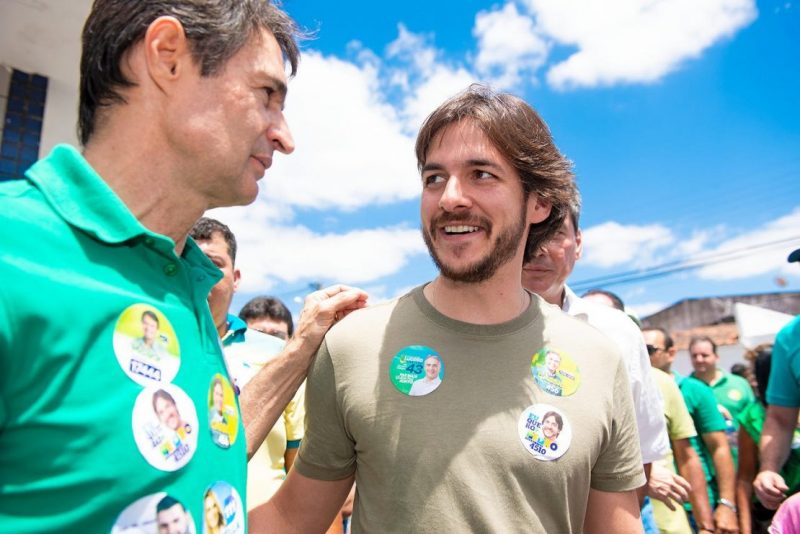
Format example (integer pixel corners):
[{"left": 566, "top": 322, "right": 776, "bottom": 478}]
[
  {"left": 0, "top": 2, "right": 366, "bottom": 532},
  {"left": 690, "top": 335, "right": 756, "bottom": 467}
]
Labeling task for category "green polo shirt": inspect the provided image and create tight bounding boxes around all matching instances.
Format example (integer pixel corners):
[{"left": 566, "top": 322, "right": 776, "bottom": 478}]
[
  {"left": 692, "top": 370, "right": 755, "bottom": 467},
  {"left": 674, "top": 372, "right": 727, "bottom": 508},
  {"left": 0, "top": 145, "right": 247, "bottom": 532}
]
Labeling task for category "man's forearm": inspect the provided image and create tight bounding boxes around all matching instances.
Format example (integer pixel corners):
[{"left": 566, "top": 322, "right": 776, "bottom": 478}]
[
  {"left": 239, "top": 284, "right": 369, "bottom": 460},
  {"left": 759, "top": 406, "right": 796, "bottom": 473},
  {"left": 705, "top": 432, "right": 736, "bottom": 502},
  {"left": 240, "top": 337, "right": 315, "bottom": 459},
  {"left": 675, "top": 439, "right": 714, "bottom": 530}
]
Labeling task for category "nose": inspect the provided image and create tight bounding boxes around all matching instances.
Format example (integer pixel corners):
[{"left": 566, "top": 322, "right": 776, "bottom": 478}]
[
  {"left": 439, "top": 176, "right": 471, "bottom": 212},
  {"left": 268, "top": 111, "right": 295, "bottom": 155}
]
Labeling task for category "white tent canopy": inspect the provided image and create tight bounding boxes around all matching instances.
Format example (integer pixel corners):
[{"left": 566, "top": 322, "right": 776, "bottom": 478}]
[{"left": 734, "top": 302, "right": 794, "bottom": 349}]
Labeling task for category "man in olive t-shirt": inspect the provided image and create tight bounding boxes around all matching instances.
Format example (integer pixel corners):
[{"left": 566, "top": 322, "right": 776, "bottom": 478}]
[{"left": 251, "top": 85, "right": 646, "bottom": 533}]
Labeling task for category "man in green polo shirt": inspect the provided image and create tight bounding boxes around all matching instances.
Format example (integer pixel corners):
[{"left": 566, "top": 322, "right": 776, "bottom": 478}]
[
  {"left": 0, "top": 1, "right": 366, "bottom": 532},
  {"left": 689, "top": 335, "right": 755, "bottom": 467}
]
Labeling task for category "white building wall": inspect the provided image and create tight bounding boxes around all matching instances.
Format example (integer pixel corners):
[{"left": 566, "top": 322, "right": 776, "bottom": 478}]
[{"left": 0, "top": 0, "right": 92, "bottom": 154}]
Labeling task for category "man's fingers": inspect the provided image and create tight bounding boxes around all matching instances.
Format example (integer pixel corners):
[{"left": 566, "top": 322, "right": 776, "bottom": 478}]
[
  {"left": 661, "top": 497, "right": 676, "bottom": 511},
  {"left": 309, "top": 286, "right": 368, "bottom": 312},
  {"left": 674, "top": 475, "right": 692, "bottom": 493}
]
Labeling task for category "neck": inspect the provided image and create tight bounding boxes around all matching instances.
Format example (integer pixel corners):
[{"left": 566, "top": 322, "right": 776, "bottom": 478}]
[
  {"left": 83, "top": 122, "right": 207, "bottom": 255},
  {"left": 695, "top": 367, "right": 719, "bottom": 384},
  {"left": 424, "top": 265, "right": 530, "bottom": 325},
  {"left": 546, "top": 285, "right": 567, "bottom": 308}
]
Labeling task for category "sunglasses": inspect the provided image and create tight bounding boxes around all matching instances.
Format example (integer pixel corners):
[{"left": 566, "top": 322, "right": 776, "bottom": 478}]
[{"left": 646, "top": 344, "right": 666, "bottom": 356}]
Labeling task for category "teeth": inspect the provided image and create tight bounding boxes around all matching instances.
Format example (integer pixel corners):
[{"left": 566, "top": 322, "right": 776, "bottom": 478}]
[{"left": 444, "top": 225, "right": 479, "bottom": 234}]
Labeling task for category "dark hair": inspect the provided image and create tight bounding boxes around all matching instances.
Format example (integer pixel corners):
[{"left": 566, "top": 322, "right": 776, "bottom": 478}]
[
  {"left": 542, "top": 410, "right": 564, "bottom": 431},
  {"left": 581, "top": 288, "right": 625, "bottom": 311},
  {"left": 156, "top": 495, "right": 184, "bottom": 514},
  {"left": 751, "top": 345, "right": 773, "bottom": 403},
  {"left": 141, "top": 309, "right": 160, "bottom": 325},
  {"left": 239, "top": 295, "right": 293, "bottom": 336},
  {"left": 189, "top": 216, "right": 237, "bottom": 264},
  {"left": 643, "top": 326, "right": 674, "bottom": 350},
  {"left": 152, "top": 389, "right": 176, "bottom": 413},
  {"left": 414, "top": 84, "right": 576, "bottom": 262},
  {"left": 730, "top": 363, "right": 748, "bottom": 378},
  {"left": 689, "top": 335, "right": 717, "bottom": 355},
  {"left": 79, "top": 0, "right": 302, "bottom": 145}
]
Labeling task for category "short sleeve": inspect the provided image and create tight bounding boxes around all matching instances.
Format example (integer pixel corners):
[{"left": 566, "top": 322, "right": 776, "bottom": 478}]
[
  {"left": 293, "top": 339, "right": 356, "bottom": 481},
  {"left": 766, "top": 317, "right": 800, "bottom": 408},
  {"left": 590, "top": 357, "right": 647, "bottom": 492},
  {"left": 660, "top": 373, "right": 697, "bottom": 441},
  {"left": 690, "top": 380, "right": 727, "bottom": 434}
]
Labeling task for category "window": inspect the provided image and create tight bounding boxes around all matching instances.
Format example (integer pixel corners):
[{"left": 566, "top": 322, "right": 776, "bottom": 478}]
[{"left": 0, "top": 67, "right": 48, "bottom": 181}]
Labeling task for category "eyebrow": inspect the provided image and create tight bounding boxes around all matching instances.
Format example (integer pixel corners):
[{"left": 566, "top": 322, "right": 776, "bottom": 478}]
[
  {"left": 259, "top": 74, "right": 289, "bottom": 108},
  {"left": 420, "top": 159, "right": 503, "bottom": 174}
]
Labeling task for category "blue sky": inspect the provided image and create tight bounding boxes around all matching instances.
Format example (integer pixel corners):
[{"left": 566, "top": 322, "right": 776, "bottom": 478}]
[{"left": 213, "top": 0, "right": 800, "bottom": 319}]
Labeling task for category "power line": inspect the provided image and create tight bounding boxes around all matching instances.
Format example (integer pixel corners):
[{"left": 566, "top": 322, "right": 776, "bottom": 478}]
[{"left": 571, "top": 235, "right": 800, "bottom": 292}]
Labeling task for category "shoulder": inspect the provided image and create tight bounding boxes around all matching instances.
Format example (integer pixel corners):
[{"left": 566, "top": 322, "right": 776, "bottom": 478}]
[
  {"left": 541, "top": 297, "right": 619, "bottom": 350},
  {"left": 0, "top": 179, "right": 57, "bottom": 232},
  {"left": 323, "top": 293, "right": 407, "bottom": 353},
  {"left": 775, "top": 316, "right": 800, "bottom": 353},
  {"left": 536, "top": 296, "right": 626, "bottom": 371},
  {"left": 725, "top": 372, "right": 751, "bottom": 390}
]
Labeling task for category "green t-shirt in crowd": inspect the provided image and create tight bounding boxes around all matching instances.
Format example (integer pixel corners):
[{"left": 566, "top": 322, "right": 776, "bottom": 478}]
[
  {"left": 0, "top": 145, "right": 247, "bottom": 532},
  {"left": 674, "top": 372, "right": 727, "bottom": 507},
  {"left": 738, "top": 400, "right": 800, "bottom": 497},
  {"left": 692, "top": 370, "right": 755, "bottom": 467}
]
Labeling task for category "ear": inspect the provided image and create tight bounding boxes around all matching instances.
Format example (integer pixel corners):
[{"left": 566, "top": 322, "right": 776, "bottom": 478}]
[
  {"left": 143, "top": 16, "right": 192, "bottom": 92},
  {"left": 574, "top": 227, "right": 583, "bottom": 260},
  {"left": 233, "top": 268, "right": 241, "bottom": 292},
  {"left": 526, "top": 194, "right": 552, "bottom": 225}
]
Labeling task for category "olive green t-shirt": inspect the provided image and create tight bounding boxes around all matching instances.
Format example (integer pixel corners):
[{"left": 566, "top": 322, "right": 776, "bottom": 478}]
[
  {"left": 0, "top": 146, "right": 247, "bottom": 532},
  {"left": 295, "top": 286, "right": 645, "bottom": 533}
]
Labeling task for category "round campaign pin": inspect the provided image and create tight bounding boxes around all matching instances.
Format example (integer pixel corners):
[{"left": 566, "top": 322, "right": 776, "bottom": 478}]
[
  {"left": 112, "top": 492, "right": 196, "bottom": 534},
  {"left": 389, "top": 345, "right": 445, "bottom": 397},
  {"left": 203, "top": 481, "right": 245, "bottom": 534},
  {"left": 530, "top": 347, "right": 580, "bottom": 397},
  {"left": 113, "top": 303, "right": 181, "bottom": 386},
  {"left": 518, "top": 403, "right": 572, "bottom": 461},
  {"left": 132, "top": 384, "right": 199, "bottom": 472},
  {"left": 208, "top": 374, "right": 239, "bottom": 449},
  {"left": 728, "top": 389, "right": 743, "bottom": 401}
]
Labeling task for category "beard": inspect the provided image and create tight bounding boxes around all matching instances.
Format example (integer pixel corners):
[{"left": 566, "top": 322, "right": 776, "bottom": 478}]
[{"left": 422, "top": 209, "right": 528, "bottom": 284}]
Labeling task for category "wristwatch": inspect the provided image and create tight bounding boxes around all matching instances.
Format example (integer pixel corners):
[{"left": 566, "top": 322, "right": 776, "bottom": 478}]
[{"left": 718, "top": 497, "right": 738, "bottom": 513}]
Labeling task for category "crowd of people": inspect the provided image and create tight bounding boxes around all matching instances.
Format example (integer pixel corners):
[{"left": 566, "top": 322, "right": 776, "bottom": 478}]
[{"left": 1, "top": 1, "right": 799, "bottom": 533}]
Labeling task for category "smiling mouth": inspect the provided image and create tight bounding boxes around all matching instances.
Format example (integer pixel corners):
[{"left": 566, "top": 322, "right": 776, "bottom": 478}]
[{"left": 444, "top": 225, "right": 479, "bottom": 235}]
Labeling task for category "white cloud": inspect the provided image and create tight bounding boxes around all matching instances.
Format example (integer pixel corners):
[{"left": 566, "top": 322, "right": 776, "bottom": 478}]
[
  {"left": 518, "top": 0, "right": 757, "bottom": 89},
  {"left": 473, "top": 2, "right": 550, "bottom": 88},
  {"left": 581, "top": 221, "right": 675, "bottom": 268},
  {"left": 400, "top": 65, "right": 477, "bottom": 134},
  {"left": 382, "top": 26, "right": 477, "bottom": 131},
  {"left": 208, "top": 204, "right": 429, "bottom": 292},
  {"left": 260, "top": 51, "right": 420, "bottom": 211},
  {"left": 696, "top": 208, "right": 800, "bottom": 280},
  {"left": 628, "top": 300, "right": 670, "bottom": 319}
]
